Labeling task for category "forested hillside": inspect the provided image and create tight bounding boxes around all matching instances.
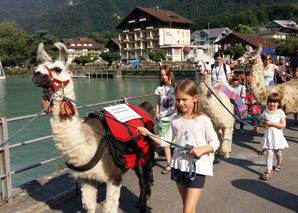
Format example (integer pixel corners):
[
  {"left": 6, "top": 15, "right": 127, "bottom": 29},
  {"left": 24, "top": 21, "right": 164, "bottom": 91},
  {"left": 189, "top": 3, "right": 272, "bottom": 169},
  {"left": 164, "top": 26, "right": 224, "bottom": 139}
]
[{"left": 1, "top": 0, "right": 298, "bottom": 38}]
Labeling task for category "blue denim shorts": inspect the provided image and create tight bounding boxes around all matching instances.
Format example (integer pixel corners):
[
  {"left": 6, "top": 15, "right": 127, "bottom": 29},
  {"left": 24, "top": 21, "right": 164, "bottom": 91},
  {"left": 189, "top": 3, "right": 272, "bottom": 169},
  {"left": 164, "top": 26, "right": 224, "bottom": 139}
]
[{"left": 170, "top": 168, "right": 205, "bottom": 188}]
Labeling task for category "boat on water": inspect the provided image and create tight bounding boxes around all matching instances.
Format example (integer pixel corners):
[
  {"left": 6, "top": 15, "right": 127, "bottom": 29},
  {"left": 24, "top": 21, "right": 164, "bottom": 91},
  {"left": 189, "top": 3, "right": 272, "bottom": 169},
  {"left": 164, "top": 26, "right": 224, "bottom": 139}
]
[{"left": 0, "top": 60, "right": 5, "bottom": 79}]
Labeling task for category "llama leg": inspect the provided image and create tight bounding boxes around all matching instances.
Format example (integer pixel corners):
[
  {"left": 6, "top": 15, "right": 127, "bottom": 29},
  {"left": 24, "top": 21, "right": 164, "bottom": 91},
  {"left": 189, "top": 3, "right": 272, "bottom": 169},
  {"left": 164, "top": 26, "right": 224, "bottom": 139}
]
[
  {"left": 104, "top": 182, "right": 121, "bottom": 213},
  {"left": 221, "top": 128, "right": 233, "bottom": 158},
  {"left": 134, "top": 160, "right": 154, "bottom": 213},
  {"left": 81, "top": 180, "right": 98, "bottom": 213}
]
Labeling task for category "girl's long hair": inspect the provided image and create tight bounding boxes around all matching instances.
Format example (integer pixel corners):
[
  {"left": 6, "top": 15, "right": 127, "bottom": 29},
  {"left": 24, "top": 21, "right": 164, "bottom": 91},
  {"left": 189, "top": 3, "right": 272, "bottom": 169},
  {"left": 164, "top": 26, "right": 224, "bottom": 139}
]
[
  {"left": 267, "top": 93, "right": 282, "bottom": 109},
  {"left": 174, "top": 79, "right": 206, "bottom": 117},
  {"left": 159, "top": 65, "right": 176, "bottom": 86}
]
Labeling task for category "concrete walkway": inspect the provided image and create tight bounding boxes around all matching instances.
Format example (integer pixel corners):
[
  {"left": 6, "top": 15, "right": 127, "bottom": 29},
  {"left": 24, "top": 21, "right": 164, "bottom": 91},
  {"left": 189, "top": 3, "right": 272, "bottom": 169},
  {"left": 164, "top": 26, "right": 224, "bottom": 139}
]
[{"left": 0, "top": 116, "right": 297, "bottom": 213}]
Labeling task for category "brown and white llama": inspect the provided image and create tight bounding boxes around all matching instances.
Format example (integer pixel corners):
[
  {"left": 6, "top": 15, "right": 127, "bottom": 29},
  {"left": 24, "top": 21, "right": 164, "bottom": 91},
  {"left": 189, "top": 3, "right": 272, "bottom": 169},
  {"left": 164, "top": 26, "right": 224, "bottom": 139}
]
[
  {"left": 195, "top": 60, "right": 235, "bottom": 158},
  {"left": 242, "top": 45, "right": 298, "bottom": 114},
  {"left": 32, "top": 42, "right": 154, "bottom": 213}
]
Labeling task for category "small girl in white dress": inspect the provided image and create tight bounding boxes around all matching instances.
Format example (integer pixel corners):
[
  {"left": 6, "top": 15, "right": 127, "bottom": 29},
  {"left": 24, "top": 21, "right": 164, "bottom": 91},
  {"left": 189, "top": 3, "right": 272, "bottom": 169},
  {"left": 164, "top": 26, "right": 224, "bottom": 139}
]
[{"left": 260, "top": 93, "right": 288, "bottom": 180}]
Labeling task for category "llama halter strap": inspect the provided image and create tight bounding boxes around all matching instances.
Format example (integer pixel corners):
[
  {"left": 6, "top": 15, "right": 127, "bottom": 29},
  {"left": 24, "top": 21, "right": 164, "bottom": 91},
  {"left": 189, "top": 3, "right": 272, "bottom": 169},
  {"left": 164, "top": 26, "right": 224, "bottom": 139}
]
[{"left": 44, "top": 65, "right": 70, "bottom": 92}]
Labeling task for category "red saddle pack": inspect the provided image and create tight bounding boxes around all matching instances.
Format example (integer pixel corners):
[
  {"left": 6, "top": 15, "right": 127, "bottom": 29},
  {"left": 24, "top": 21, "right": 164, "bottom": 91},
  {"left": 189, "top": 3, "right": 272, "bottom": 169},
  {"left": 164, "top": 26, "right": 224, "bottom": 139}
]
[{"left": 103, "top": 104, "right": 156, "bottom": 169}]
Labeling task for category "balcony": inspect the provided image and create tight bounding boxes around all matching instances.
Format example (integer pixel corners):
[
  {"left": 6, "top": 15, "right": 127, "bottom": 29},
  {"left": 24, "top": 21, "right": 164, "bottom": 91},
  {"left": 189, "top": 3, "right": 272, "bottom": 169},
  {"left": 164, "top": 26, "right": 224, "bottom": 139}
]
[
  {"left": 146, "top": 26, "right": 154, "bottom": 29},
  {"left": 123, "top": 39, "right": 129, "bottom": 42},
  {"left": 146, "top": 36, "right": 153, "bottom": 39},
  {"left": 135, "top": 37, "right": 141, "bottom": 41},
  {"left": 123, "top": 47, "right": 130, "bottom": 51},
  {"left": 123, "top": 30, "right": 129, "bottom": 33},
  {"left": 147, "top": 45, "right": 154, "bottom": 49},
  {"left": 139, "top": 18, "right": 146, "bottom": 22},
  {"left": 128, "top": 20, "right": 135, "bottom": 23},
  {"left": 134, "top": 28, "right": 141, "bottom": 31}
]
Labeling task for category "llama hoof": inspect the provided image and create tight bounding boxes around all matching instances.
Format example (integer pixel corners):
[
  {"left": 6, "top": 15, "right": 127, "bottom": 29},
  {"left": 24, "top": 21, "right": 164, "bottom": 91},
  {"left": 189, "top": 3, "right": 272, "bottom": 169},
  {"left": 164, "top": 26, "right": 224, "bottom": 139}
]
[{"left": 223, "top": 153, "right": 230, "bottom": 159}]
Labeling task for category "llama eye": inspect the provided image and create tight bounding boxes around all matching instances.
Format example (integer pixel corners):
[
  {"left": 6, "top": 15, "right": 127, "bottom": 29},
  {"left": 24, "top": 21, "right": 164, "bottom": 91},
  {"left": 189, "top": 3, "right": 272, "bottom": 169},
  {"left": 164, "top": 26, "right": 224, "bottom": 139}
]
[{"left": 53, "top": 68, "right": 62, "bottom": 73}]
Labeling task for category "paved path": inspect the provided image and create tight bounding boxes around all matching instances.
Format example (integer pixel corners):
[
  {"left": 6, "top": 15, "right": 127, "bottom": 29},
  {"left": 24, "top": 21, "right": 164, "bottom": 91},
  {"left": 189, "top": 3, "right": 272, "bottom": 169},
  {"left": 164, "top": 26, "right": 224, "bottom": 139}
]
[{"left": 1, "top": 116, "right": 297, "bottom": 213}]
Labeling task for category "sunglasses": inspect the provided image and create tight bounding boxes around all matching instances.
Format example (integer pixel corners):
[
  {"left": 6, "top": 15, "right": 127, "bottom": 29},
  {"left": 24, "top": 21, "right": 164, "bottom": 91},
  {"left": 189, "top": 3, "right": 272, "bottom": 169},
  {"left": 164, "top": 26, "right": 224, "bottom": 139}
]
[{"left": 264, "top": 58, "right": 271, "bottom": 60}]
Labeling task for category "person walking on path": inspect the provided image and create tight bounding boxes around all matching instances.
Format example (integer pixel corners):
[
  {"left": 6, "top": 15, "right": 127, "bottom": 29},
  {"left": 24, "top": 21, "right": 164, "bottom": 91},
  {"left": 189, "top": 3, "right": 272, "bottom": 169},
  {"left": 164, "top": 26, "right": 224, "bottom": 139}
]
[
  {"left": 155, "top": 65, "right": 176, "bottom": 174},
  {"left": 245, "top": 86, "right": 260, "bottom": 136},
  {"left": 260, "top": 93, "right": 289, "bottom": 180},
  {"left": 230, "top": 73, "right": 246, "bottom": 134},
  {"left": 211, "top": 52, "right": 231, "bottom": 86},
  {"left": 138, "top": 79, "right": 220, "bottom": 213}
]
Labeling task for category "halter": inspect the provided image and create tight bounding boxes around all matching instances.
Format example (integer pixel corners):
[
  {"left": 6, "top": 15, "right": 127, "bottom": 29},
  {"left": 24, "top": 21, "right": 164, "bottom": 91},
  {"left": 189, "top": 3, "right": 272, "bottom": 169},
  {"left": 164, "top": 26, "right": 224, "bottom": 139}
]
[
  {"left": 196, "top": 60, "right": 211, "bottom": 81},
  {"left": 44, "top": 65, "right": 70, "bottom": 92}
]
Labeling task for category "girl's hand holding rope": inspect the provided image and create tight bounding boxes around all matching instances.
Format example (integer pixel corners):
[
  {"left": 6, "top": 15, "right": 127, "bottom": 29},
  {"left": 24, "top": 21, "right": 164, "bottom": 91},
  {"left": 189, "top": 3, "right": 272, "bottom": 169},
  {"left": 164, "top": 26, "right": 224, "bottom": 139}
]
[{"left": 137, "top": 127, "right": 162, "bottom": 146}]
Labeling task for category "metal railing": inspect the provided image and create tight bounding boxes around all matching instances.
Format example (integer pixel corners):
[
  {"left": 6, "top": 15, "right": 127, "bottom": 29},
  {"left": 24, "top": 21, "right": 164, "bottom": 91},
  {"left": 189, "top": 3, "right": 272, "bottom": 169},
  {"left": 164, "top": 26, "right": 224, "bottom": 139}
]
[{"left": 0, "top": 93, "right": 155, "bottom": 203}]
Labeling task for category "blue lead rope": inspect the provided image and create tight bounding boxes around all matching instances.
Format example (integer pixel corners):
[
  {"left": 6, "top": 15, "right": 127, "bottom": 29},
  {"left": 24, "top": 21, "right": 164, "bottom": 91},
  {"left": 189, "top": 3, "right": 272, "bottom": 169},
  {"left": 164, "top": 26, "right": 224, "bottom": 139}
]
[{"left": 203, "top": 82, "right": 265, "bottom": 127}]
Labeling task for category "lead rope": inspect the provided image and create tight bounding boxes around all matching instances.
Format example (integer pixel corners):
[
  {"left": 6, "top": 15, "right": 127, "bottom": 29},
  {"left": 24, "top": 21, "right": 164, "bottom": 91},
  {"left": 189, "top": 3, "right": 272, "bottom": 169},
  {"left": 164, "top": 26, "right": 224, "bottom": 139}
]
[
  {"left": 62, "top": 95, "right": 200, "bottom": 180},
  {"left": 0, "top": 93, "right": 54, "bottom": 147}
]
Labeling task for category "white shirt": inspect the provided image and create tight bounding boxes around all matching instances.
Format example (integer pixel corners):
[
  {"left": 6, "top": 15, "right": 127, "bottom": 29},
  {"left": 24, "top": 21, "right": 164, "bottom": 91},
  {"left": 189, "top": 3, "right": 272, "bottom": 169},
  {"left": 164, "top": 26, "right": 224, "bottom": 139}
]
[
  {"left": 264, "top": 64, "right": 275, "bottom": 86},
  {"left": 155, "top": 85, "right": 176, "bottom": 121},
  {"left": 160, "top": 114, "right": 220, "bottom": 176},
  {"left": 211, "top": 63, "right": 231, "bottom": 86}
]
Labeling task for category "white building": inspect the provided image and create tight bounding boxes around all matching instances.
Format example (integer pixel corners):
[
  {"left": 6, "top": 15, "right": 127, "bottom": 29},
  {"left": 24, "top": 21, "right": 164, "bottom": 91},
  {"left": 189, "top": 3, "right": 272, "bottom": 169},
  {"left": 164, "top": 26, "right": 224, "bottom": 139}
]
[{"left": 115, "top": 7, "right": 195, "bottom": 62}]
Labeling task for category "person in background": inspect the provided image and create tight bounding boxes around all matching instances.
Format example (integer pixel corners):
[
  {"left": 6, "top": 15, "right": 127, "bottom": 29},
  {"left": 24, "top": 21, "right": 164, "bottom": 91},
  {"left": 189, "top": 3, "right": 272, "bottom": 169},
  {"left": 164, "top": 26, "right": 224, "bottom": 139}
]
[
  {"left": 230, "top": 73, "right": 246, "bottom": 134},
  {"left": 211, "top": 52, "right": 231, "bottom": 86},
  {"left": 228, "top": 64, "right": 235, "bottom": 84},
  {"left": 245, "top": 86, "right": 260, "bottom": 136},
  {"left": 260, "top": 93, "right": 288, "bottom": 180},
  {"left": 155, "top": 65, "right": 176, "bottom": 174},
  {"left": 275, "top": 56, "right": 290, "bottom": 84},
  {"left": 261, "top": 53, "right": 294, "bottom": 86},
  {"left": 289, "top": 48, "right": 298, "bottom": 128},
  {"left": 138, "top": 79, "right": 219, "bottom": 213}
]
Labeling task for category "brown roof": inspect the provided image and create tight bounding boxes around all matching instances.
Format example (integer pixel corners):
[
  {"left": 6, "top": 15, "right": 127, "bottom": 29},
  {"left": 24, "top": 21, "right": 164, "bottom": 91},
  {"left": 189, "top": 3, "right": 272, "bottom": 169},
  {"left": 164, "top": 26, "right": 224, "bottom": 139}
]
[
  {"left": 116, "top": 7, "right": 194, "bottom": 29},
  {"left": 110, "top": 38, "right": 119, "bottom": 45},
  {"left": 137, "top": 7, "right": 195, "bottom": 24},
  {"left": 215, "top": 33, "right": 278, "bottom": 49},
  {"left": 61, "top": 38, "right": 102, "bottom": 50}
]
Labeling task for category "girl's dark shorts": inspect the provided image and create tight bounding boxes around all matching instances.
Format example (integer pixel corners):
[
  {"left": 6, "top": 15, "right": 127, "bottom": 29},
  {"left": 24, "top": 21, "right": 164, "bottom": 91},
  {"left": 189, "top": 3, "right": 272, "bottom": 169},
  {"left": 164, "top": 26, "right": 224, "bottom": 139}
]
[{"left": 170, "top": 168, "right": 205, "bottom": 188}]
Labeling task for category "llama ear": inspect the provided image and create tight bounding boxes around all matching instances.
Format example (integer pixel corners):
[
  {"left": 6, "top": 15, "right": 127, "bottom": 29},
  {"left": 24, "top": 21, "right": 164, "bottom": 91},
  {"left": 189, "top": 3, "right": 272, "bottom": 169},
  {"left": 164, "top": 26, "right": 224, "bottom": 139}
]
[
  {"left": 55, "top": 42, "right": 68, "bottom": 66},
  {"left": 37, "top": 43, "right": 52, "bottom": 62}
]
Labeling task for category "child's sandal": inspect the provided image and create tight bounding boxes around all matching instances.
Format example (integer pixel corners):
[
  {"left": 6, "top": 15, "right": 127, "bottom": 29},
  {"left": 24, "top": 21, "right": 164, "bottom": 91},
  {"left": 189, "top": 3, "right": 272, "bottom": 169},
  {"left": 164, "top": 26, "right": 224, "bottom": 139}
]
[
  {"left": 261, "top": 172, "right": 272, "bottom": 180},
  {"left": 274, "top": 163, "right": 282, "bottom": 172}
]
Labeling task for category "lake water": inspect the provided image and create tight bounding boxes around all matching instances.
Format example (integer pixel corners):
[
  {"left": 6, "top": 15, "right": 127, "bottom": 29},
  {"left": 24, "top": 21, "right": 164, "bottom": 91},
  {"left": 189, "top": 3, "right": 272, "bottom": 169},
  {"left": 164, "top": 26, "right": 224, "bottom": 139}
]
[{"left": 0, "top": 77, "right": 158, "bottom": 189}]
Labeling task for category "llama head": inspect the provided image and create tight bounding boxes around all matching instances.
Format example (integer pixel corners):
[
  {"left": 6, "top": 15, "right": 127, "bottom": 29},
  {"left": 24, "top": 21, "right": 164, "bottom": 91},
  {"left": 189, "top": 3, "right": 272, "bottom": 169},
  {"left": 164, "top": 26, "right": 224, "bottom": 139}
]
[
  {"left": 32, "top": 42, "right": 72, "bottom": 94},
  {"left": 195, "top": 57, "right": 212, "bottom": 84},
  {"left": 239, "top": 45, "right": 263, "bottom": 69}
]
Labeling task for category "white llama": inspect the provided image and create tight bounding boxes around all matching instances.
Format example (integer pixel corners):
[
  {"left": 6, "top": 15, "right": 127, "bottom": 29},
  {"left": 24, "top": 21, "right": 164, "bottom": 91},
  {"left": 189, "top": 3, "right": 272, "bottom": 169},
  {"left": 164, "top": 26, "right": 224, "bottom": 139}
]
[
  {"left": 32, "top": 42, "right": 154, "bottom": 213},
  {"left": 195, "top": 60, "right": 235, "bottom": 158}
]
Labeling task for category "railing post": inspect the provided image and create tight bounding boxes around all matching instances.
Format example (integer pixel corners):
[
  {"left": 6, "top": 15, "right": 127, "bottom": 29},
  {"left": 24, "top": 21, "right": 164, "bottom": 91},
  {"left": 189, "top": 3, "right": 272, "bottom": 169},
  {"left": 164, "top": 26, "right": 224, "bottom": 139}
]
[{"left": 0, "top": 118, "right": 12, "bottom": 203}]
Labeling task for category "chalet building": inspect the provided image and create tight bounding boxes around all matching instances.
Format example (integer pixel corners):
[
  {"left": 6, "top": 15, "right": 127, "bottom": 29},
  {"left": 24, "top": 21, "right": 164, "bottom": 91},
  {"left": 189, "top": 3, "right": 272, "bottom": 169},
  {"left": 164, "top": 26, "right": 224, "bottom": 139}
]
[
  {"left": 279, "top": 26, "right": 298, "bottom": 37},
  {"left": 266, "top": 20, "right": 298, "bottom": 30},
  {"left": 255, "top": 29, "right": 287, "bottom": 40},
  {"left": 215, "top": 33, "right": 278, "bottom": 60},
  {"left": 61, "top": 38, "right": 102, "bottom": 63},
  {"left": 191, "top": 27, "right": 231, "bottom": 53},
  {"left": 115, "top": 6, "right": 195, "bottom": 62},
  {"left": 215, "top": 33, "right": 278, "bottom": 50},
  {"left": 105, "top": 38, "right": 120, "bottom": 52}
]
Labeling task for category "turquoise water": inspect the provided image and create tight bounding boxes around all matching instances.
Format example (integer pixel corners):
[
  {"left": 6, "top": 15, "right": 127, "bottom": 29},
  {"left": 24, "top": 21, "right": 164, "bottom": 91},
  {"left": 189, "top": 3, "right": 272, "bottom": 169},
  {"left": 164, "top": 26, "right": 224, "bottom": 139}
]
[{"left": 0, "top": 77, "right": 158, "bottom": 188}]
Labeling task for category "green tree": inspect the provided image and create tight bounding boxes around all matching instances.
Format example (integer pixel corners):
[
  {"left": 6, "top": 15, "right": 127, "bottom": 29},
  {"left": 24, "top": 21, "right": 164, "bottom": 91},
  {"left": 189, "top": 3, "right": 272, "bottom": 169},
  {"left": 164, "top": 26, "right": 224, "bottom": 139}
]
[
  {"left": 148, "top": 50, "right": 165, "bottom": 63},
  {"left": 275, "top": 36, "right": 298, "bottom": 58},
  {"left": 87, "top": 31, "right": 118, "bottom": 46},
  {"left": 0, "top": 21, "right": 28, "bottom": 67},
  {"left": 232, "top": 24, "right": 255, "bottom": 34},
  {"left": 99, "top": 52, "right": 121, "bottom": 67},
  {"left": 26, "top": 30, "right": 59, "bottom": 67},
  {"left": 223, "top": 46, "right": 245, "bottom": 60},
  {"left": 72, "top": 54, "right": 97, "bottom": 66}
]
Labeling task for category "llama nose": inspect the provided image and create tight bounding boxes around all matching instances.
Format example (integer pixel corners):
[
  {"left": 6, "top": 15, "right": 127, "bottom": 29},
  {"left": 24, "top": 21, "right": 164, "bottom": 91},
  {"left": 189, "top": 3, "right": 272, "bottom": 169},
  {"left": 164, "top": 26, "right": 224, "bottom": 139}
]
[{"left": 33, "top": 71, "right": 41, "bottom": 76}]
